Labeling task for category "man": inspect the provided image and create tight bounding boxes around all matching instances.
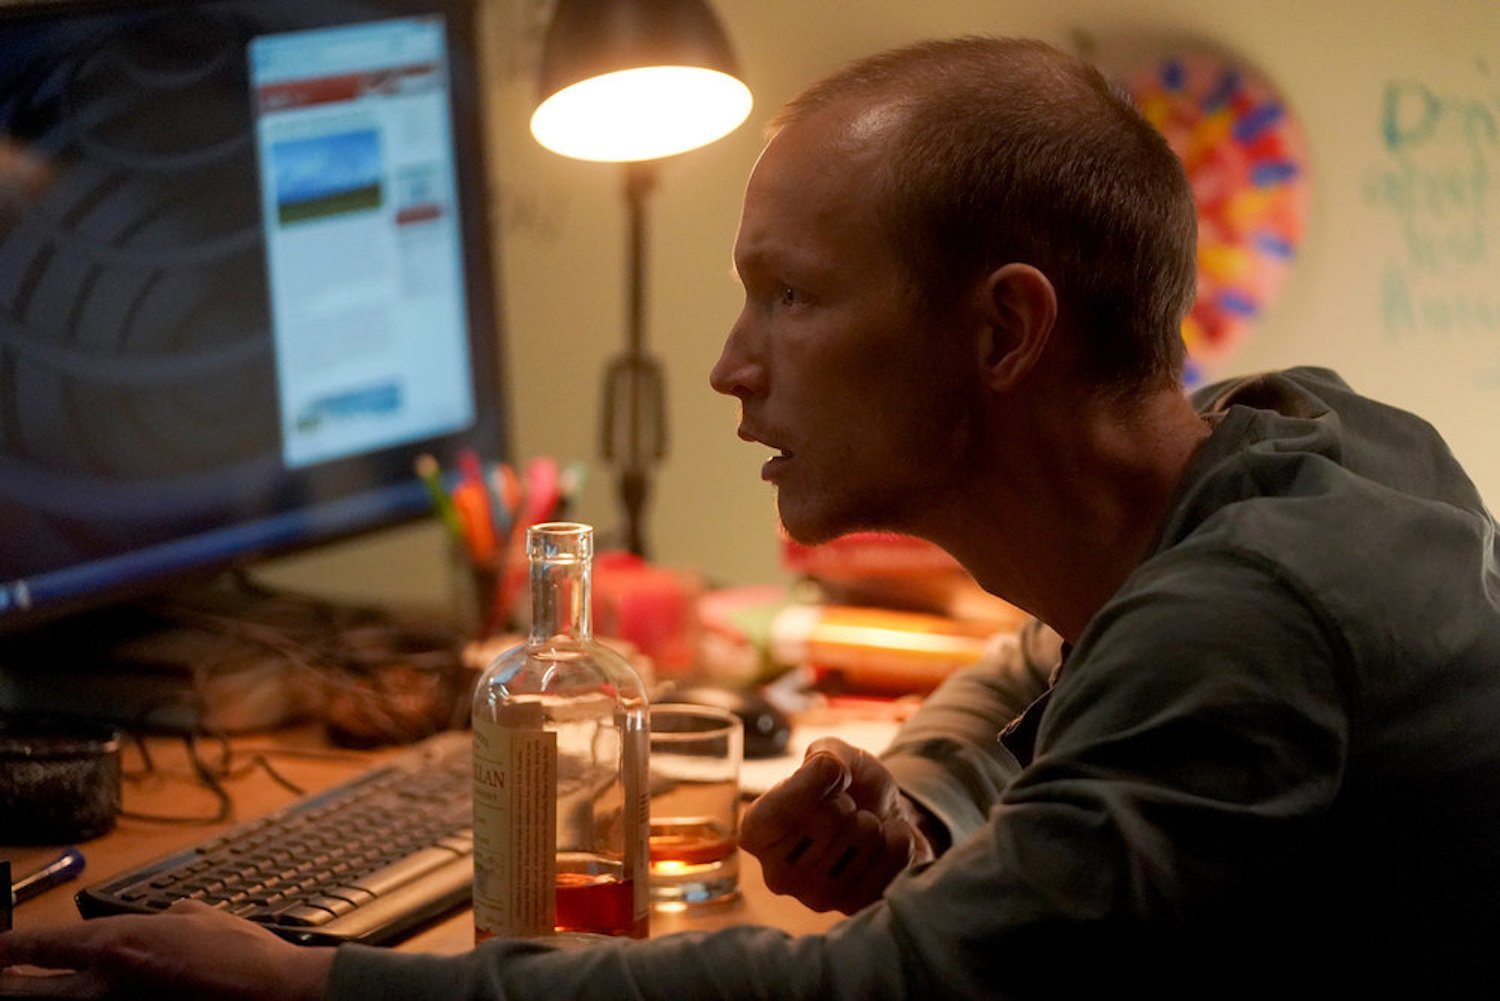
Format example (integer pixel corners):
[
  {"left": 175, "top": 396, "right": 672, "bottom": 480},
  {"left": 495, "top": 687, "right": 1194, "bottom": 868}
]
[{"left": 4, "top": 35, "right": 1499, "bottom": 1000}]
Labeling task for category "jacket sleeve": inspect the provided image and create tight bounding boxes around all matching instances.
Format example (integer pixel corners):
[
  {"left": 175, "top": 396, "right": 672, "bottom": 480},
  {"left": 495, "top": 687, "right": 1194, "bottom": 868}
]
[
  {"left": 327, "top": 912, "right": 917, "bottom": 1001},
  {"left": 880, "top": 618, "right": 1060, "bottom": 844}
]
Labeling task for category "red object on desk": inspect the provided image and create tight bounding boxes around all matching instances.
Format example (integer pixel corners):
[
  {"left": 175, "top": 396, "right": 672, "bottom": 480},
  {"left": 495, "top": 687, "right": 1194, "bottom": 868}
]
[
  {"left": 592, "top": 551, "right": 699, "bottom": 676},
  {"left": 781, "top": 530, "right": 961, "bottom": 577}
]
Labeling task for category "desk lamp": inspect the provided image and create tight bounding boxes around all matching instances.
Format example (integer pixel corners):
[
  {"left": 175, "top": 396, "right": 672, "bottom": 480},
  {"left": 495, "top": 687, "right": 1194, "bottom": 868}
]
[{"left": 530, "top": 0, "right": 752, "bottom": 557}]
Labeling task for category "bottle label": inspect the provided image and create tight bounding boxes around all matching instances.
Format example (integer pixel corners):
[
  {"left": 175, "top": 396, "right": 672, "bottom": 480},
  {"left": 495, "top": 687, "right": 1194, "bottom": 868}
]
[
  {"left": 473, "top": 705, "right": 558, "bottom": 938},
  {"left": 623, "top": 712, "right": 651, "bottom": 931}
]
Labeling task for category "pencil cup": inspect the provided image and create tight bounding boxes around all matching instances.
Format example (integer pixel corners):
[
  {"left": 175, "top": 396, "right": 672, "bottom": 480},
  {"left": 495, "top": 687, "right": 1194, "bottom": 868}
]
[
  {"left": 448, "top": 541, "right": 523, "bottom": 640},
  {"left": 647, "top": 704, "right": 743, "bottom": 908},
  {"left": 449, "top": 545, "right": 494, "bottom": 639}
]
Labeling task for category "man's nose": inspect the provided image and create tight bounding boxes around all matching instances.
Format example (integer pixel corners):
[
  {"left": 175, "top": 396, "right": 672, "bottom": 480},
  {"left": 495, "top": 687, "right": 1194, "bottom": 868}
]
[{"left": 709, "top": 315, "right": 764, "bottom": 398}]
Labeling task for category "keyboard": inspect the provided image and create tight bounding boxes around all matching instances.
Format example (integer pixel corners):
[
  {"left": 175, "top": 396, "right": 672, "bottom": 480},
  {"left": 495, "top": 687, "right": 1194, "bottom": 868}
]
[{"left": 75, "top": 729, "right": 474, "bottom": 947}]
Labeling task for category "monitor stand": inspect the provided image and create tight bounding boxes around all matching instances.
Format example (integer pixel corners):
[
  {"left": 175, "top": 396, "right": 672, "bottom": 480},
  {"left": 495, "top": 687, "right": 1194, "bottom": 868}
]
[{"left": 0, "top": 572, "right": 465, "bottom": 736}]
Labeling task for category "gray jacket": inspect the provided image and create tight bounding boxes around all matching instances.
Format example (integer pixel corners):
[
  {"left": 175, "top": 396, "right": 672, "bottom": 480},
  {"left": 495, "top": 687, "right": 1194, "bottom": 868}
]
[{"left": 330, "top": 368, "right": 1500, "bottom": 999}]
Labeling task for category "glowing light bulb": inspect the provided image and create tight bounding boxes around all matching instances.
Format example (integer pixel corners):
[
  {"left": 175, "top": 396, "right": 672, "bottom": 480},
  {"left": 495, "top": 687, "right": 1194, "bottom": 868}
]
[{"left": 531, "top": 66, "right": 753, "bottom": 162}]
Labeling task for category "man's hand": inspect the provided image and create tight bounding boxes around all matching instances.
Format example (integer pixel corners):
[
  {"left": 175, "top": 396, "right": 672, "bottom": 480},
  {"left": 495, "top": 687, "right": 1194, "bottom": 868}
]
[
  {"left": 0, "top": 901, "right": 335, "bottom": 1000},
  {"left": 740, "top": 737, "right": 934, "bottom": 914}
]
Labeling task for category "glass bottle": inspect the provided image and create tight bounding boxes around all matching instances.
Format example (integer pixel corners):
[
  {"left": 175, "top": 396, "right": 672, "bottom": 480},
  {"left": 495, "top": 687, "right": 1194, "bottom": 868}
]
[{"left": 471, "top": 522, "right": 650, "bottom": 942}]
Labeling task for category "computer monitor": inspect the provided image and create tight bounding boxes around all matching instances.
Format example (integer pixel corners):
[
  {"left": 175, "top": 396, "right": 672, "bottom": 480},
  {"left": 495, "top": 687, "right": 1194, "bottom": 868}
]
[{"left": 0, "top": 0, "right": 507, "bottom": 637}]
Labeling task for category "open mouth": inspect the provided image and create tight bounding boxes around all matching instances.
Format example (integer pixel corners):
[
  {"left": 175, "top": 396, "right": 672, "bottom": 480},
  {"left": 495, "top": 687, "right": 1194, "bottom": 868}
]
[
  {"left": 737, "top": 426, "right": 793, "bottom": 479},
  {"left": 761, "top": 447, "right": 792, "bottom": 481}
]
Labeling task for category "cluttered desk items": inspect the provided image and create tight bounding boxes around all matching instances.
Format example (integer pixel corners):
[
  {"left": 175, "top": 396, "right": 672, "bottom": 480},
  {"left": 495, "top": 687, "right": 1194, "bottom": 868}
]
[
  {"left": 418, "top": 451, "right": 590, "bottom": 640},
  {"left": 43, "top": 522, "right": 780, "bottom": 951},
  {"left": 0, "top": 523, "right": 1026, "bottom": 962}
]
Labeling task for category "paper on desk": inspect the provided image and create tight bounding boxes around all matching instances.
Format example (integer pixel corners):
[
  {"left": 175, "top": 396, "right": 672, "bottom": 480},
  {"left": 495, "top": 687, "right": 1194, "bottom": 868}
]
[{"left": 738, "top": 718, "right": 903, "bottom": 798}]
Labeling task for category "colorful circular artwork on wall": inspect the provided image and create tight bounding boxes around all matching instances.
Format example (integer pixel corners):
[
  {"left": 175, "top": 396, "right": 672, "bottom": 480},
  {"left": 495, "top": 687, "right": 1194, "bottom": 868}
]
[{"left": 1125, "top": 52, "right": 1311, "bottom": 386}]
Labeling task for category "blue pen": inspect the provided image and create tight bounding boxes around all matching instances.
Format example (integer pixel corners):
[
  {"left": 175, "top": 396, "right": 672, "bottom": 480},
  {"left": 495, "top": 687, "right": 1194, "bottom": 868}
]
[
  {"left": 11, "top": 847, "right": 86, "bottom": 906},
  {"left": 484, "top": 461, "right": 513, "bottom": 546},
  {"left": 489, "top": 462, "right": 519, "bottom": 544}
]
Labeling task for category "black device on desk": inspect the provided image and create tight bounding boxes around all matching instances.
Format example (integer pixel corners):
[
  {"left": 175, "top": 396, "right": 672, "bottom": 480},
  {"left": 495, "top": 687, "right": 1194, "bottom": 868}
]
[
  {"left": 0, "top": 0, "right": 508, "bottom": 708},
  {"left": 670, "top": 685, "right": 793, "bottom": 759}
]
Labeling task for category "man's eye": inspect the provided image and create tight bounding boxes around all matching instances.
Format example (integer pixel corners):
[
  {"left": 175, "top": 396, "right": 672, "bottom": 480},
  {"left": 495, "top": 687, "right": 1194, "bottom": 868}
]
[{"left": 778, "top": 285, "right": 800, "bottom": 306}]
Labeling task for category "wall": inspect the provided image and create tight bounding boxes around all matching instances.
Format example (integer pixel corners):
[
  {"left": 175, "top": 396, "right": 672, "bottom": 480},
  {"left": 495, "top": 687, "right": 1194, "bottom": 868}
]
[{"left": 264, "top": 0, "right": 1500, "bottom": 609}]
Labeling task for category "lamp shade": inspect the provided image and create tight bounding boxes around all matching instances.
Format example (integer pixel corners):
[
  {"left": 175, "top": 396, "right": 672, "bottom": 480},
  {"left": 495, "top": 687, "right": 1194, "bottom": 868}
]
[{"left": 530, "top": 0, "right": 752, "bottom": 162}]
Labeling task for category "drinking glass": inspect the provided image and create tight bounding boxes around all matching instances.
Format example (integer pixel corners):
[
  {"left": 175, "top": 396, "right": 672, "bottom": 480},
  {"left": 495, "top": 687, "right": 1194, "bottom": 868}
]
[{"left": 647, "top": 703, "right": 743, "bottom": 908}]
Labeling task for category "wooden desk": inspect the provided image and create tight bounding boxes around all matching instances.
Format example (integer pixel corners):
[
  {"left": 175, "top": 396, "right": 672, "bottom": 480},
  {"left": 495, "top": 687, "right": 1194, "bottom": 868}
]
[{"left": 3, "top": 727, "right": 840, "bottom": 949}]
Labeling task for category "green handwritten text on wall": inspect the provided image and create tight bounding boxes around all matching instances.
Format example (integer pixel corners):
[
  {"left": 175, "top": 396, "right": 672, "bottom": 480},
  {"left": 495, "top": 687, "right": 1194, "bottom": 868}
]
[{"left": 1363, "top": 58, "right": 1500, "bottom": 341}]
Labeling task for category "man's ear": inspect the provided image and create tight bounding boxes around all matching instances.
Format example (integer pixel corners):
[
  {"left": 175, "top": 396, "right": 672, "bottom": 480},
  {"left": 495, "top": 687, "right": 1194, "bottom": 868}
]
[{"left": 975, "top": 263, "right": 1057, "bottom": 391}]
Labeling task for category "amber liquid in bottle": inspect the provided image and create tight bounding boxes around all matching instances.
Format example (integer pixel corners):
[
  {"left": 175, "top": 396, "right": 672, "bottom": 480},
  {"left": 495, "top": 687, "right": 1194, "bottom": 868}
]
[
  {"left": 555, "top": 871, "right": 648, "bottom": 938},
  {"left": 471, "top": 523, "right": 650, "bottom": 942}
]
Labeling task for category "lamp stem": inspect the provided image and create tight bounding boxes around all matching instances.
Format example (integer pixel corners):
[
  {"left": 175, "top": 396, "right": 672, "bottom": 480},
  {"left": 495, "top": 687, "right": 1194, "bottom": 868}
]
[
  {"left": 625, "top": 161, "right": 655, "bottom": 362},
  {"left": 601, "top": 160, "right": 665, "bottom": 558}
]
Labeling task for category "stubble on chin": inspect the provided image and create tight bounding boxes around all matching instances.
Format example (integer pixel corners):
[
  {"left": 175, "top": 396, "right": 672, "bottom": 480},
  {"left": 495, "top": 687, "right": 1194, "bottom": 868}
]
[
  {"left": 774, "top": 490, "right": 836, "bottom": 548},
  {"left": 776, "top": 486, "right": 885, "bottom": 549}
]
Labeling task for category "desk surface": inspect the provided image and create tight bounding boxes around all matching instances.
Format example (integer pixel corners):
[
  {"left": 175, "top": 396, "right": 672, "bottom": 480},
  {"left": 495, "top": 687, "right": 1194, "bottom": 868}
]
[{"left": 3, "top": 726, "right": 840, "bottom": 951}]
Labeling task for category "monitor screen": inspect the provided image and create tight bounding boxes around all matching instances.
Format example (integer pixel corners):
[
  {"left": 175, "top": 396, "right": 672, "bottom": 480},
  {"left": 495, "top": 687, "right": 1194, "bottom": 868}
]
[{"left": 0, "top": 0, "right": 506, "bottom": 635}]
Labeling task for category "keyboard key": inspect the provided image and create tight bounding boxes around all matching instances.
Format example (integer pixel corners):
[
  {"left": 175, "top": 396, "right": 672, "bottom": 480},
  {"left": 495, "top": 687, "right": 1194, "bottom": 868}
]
[
  {"left": 322, "top": 886, "right": 376, "bottom": 907},
  {"left": 347, "top": 847, "right": 462, "bottom": 897},
  {"left": 275, "top": 903, "right": 338, "bottom": 927},
  {"left": 306, "top": 895, "right": 356, "bottom": 916}
]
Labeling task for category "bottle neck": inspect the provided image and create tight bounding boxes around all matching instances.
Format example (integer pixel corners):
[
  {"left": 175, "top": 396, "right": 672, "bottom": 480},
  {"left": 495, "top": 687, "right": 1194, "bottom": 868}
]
[{"left": 529, "top": 553, "right": 591, "bottom": 645}]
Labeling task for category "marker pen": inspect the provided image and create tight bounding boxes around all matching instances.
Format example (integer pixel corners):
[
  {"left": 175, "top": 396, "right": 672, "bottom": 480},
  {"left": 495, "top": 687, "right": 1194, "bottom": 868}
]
[{"left": 11, "top": 848, "right": 86, "bottom": 908}]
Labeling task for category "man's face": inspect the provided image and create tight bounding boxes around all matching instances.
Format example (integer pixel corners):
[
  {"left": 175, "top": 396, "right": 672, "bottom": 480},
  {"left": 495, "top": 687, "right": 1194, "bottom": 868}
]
[{"left": 709, "top": 106, "right": 980, "bottom": 544}]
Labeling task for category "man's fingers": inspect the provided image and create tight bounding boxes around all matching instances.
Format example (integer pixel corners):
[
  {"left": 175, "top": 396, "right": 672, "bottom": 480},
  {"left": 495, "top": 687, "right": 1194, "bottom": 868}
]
[
  {"left": 0, "top": 905, "right": 329, "bottom": 1001},
  {"left": 741, "top": 738, "right": 925, "bottom": 914},
  {"left": 859, "top": 816, "right": 925, "bottom": 892},
  {"left": 754, "top": 791, "right": 856, "bottom": 897},
  {"left": 783, "top": 808, "right": 888, "bottom": 913},
  {"left": 801, "top": 738, "right": 859, "bottom": 776},
  {"left": 0, "top": 925, "right": 106, "bottom": 975},
  {"left": 0, "top": 925, "right": 119, "bottom": 998},
  {"left": 740, "top": 753, "right": 851, "bottom": 854},
  {"left": 0, "top": 968, "right": 107, "bottom": 999},
  {"left": 0, "top": 908, "right": 226, "bottom": 977},
  {"left": 780, "top": 835, "right": 815, "bottom": 865},
  {"left": 754, "top": 787, "right": 855, "bottom": 874}
]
